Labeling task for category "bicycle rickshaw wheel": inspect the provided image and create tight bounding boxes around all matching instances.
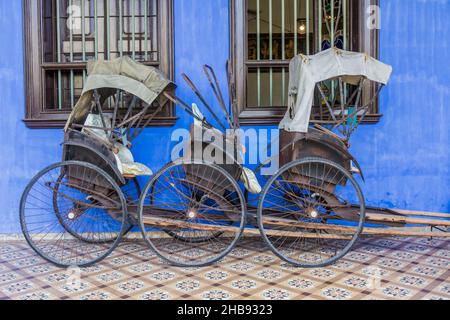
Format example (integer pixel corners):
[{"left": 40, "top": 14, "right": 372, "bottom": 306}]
[
  {"left": 138, "top": 160, "right": 246, "bottom": 267},
  {"left": 53, "top": 175, "right": 139, "bottom": 243},
  {"left": 20, "top": 161, "right": 128, "bottom": 267},
  {"left": 257, "top": 158, "right": 365, "bottom": 268}
]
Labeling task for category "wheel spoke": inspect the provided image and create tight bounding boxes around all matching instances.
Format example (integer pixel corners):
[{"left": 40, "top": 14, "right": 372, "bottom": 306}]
[
  {"left": 21, "top": 162, "right": 127, "bottom": 267},
  {"left": 258, "top": 158, "right": 365, "bottom": 268},
  {"left": 139, "top": 161, "right": 246, "bottom": 267}
]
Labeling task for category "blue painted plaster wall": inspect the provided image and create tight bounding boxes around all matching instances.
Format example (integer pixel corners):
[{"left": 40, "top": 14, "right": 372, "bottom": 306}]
[
  {"left": 352, "top": 0, "right": 450, "bottom": 213},
  {"left": 0, "top": 0, "right": 448, "bottom": 234}
]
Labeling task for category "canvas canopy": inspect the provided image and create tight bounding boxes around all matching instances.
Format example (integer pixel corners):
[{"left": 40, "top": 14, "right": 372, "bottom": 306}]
[
  {"left": 279, "top": 48, "right": 393, "bottom": 133},
  {"left": 65, "top": 56, "right": 173, "bottom": 131}
]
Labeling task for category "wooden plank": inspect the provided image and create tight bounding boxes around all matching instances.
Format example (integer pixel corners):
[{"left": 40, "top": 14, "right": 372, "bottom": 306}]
[
  {"left": 262, "top": 217, "right": 450, "bottom": 238},
  {"left": 141, "top": 216, "right": 352, "bottom": 240},
  {"left": 392, "top": 209, "right": 450, "bottom": 219},
  {"left": 366, "top": 213, "right": 450, "bottom": 227},
  {"left": 363, "top": 228, "right": 450, "bottom": 238}
]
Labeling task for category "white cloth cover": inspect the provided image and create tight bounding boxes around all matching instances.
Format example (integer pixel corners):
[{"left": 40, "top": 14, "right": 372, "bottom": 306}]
[
  {"left": 82, "top": 114, "right": 113, "bottom": 140},
  {"left": 192, "top": 103, "right": 205, "bottom": 127},
  {"left": 83, "top": 114, "right": 153, "bottom": 177},
  {"left": 280, "top": 48, "right": 393, "bottom": 133},
  {"left": 114, "top": 143, "right": 153, "bottom": 177},
  {"left": 241, "top": 168, "right": 262, "bottom": 194}
]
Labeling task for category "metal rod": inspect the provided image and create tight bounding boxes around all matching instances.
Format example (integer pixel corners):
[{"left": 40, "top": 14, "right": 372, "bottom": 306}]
[
  {"left": 69, "top": 0, "right": 74, "bottom": 109},
  {"left": 128, "top": 99, "right": 154, "bottom": 137},
  {"left": 94, "top": 0, "right": 98, "bottom": 59},
  {"left": 281, "top": 0, "right": 285, "bottom": 106},
  {"left": 130, "top": 102, "right": 166, "bottom": 142},
  {"left": 294, "top": 0, "right": 298, "bottom": 55},
  {"left": 306, "top": 0, "right": 310, "bottom": 54},
  {"left": 93, "top": 90, "right": 109, "bottom": 137},
  {"left": 331, "top": 0, "right": 335, "bottom": 46},
  {"left": 163, "top": 92, "right": 213, "bottom": 129},
  {"left": 339, "top": 77, "right": 346, "bottom": 134},
  {"left": 257, "top": 0, "right": 261, "bottom": 107},
  {"left": 119, "top": 0, "right": 123, "bottom": 56},
  {"left": 226, "top": 59, "right": 239, "bottom": 130},
  {"left": 269, "top": 0, "right": 273, "bottom": 106},
  {"left": 81, "top": 0, "right": 86, "bottom": 80},
  {"left": 318, "top": 0, "right": 322, "bottom": 51},
  {"left": 123, "top": 96, "right": 138, "bottom": 123},
  {"left": 347, "top": 85, "right": 384, "bottom": 136},
  {"left": 56, "top": 0, "right": 62, "bottom": 110},
  {"left": 203, "top": 65, "right": 233, "bottom": 129},
  {"left": 317, "top": 83, "right": 338, "bottom": 124},
  {"left": 110, "top": 90, "right": 121, "bottom": 139},
  {"left": 106, "top": 0, "right": 110, "bottom": 59},
  {"left": 124, "top": 104, "right": 152, "bottom": 141},
  {"left": 335, "top": 0, "right": 342, "bottom": 40},
  {"left": 132, "top": 0, "right": 136, "bottom": 60},
  {"left": 182, "top": 73, "right": 227, "bottom": 131},
  {"left": 144, "top": 0, "right": 149, "bottom": 60}
]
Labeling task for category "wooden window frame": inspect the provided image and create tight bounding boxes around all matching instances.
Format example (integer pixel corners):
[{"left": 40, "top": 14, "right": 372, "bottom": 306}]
[
  {"left": 23, "top": 0, "right": 176, "bottom": 129},
  {"left": 230, "top": 0, "right": 381, "bottom": 125}
]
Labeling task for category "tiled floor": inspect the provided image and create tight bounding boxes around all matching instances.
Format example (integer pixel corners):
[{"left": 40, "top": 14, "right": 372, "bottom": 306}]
[{"left": 0, "top": 236, "right": 449, "bottom": 300}]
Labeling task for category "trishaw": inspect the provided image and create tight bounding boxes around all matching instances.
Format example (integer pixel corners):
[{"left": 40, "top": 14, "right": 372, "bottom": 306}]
[{"left": 20, "top": 50, "right": 450, "bottom": 269}]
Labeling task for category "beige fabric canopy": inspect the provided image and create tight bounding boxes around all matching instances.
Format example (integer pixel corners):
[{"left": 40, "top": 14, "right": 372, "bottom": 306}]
[
  {"left": 280, "top": 48, "right": 393, "bottom": 133},
  {"left": 65, "top": 56, "right": 173, "bottom": 131}
]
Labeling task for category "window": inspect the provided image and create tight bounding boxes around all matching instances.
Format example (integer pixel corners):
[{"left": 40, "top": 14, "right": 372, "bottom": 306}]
[
  {"left": 24, "top": 0, "right": 174, "bottom": 128},
  {"left": 231, "top": 0, "right": 380, "bottom": 125}
]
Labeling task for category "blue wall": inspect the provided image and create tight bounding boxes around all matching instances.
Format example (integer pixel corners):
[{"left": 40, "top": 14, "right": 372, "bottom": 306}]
[{"left": 0, "top": 0, "right": 449, "bottom": 234}]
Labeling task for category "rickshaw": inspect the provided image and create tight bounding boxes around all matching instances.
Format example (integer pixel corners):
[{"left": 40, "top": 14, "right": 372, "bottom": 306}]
[
  {"left": 20, "top": 57, "right": 249, "bottom": 268},
  {"left": 20, "top": 57, "right": 176, "bottom": 267},
  {"left": 136, "top": 48, "right": 393, "bottom": 268},
  {"left": 21, "top": 50, "right": 449, "bottom": 269},
  {"left": 141, "top": 48, "right": 449, "bottom": 269},
  {"left": 256, "top": 48, "right": 449, "bottom": 268}
]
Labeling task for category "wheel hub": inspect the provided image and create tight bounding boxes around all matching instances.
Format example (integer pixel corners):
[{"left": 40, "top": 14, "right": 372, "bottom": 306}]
[
  {"left": 187, "top": 209, "right": 198, "bottom": 219},
  {"left": 306, "top": 208, "right": 320, "bottom": 219},
  {"left": 67, "top": 211, "right": 77, "bottom": 220}
]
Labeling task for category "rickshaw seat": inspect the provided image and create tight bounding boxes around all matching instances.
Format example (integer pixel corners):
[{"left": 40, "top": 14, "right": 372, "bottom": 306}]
[{"left": 82, "top": 114, "right": 153, "bottom": 177}]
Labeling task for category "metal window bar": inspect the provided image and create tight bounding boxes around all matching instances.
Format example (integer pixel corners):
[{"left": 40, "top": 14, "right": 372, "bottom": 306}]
[
  {"left": 119, "top": 0, "right": 123, "bottom": 57},
  {"left": 294, "top": 0, "right": 297, "bottom": 56},
  {"left": 106, "top": 0, "right": 110, "bottom": 59},
  {"left": 318, "top": 0, "right": 322, "bottom": 52},
  {"left": 306, "top": 0, "right": 310, "bottom": 55},
  {"left": 144, "top": 0, "right": 148, "bottom": 60},
  {"left": 132, "top": 0, "right": 136, "bottom": 60},
  {"left": 257, "top": 0, "right": 261, "bottom": 107},
  {"left": 269, "top": 0, "right": 273, "bottom": 106},
  {"left": 281, "top": 0, "right": 285, "bottom": 106},
  {"left": 81, "top": 0, "right": 86, "bottom": 81},
  {"left": 331, "top": 0, "right": 335, "bottom": 46},
  {"left": 343, "top": 0, "right": 347, "bottom": 49},
  {"left": 69, "top": 0, "right": 74, "bottom": 108},
  {"left": 56, "top": 0, "right": 62, "bottom": 110},
  {"left": 48, "top": 1, "right": 159, "bottom": 116},
  {"left": 94, "top": 0, "right": 98, "bottom": 60}
]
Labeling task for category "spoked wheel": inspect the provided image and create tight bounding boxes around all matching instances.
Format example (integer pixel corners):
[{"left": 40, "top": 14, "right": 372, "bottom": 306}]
[
  {"left": 52, "top": 175, "right": 137, "bottom": 243},
  {"left": 138, "top": 161, "right": 246, "bottom": 267},
  {"left": 258, "top": 157, "right": 365, "bottom": 268},
  {"left": 20, "top": 161, "right": 128, "bottom": 267},
  {"left": 164, "top": 190, "right": 226, "bottom": 243}
]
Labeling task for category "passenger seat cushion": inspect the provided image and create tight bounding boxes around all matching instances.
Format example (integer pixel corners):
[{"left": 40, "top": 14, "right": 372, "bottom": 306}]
[
  {"left": 114, "top": 143, "right": 153, "bottom": 177},
  {"left": 121, "top": 162, "right": 153, "bottom": 177}
]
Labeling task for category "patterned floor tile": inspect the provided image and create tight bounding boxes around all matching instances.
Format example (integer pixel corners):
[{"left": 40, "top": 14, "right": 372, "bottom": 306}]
[{"left": 0, "top": 237, "right": 448, "bottom": 300}]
